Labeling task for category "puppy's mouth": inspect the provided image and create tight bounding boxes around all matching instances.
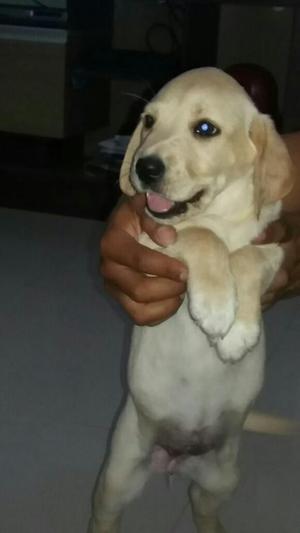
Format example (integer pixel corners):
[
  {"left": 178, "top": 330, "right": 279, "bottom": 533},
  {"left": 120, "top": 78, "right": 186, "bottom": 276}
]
[{"left": 146, "top": 190, "right": 204, "bottom": 219}]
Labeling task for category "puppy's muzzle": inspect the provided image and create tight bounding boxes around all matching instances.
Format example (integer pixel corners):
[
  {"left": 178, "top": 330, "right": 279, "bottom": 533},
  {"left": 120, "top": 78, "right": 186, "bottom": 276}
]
[{"left": 136, "top": 156, "right": 165, "bottom": 186}]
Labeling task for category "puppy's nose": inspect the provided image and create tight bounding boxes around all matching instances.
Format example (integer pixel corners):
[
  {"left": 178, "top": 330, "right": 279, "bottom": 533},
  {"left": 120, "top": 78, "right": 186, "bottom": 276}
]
[{"left": 135, "top": 156, "right": 165, "bottom": 185}]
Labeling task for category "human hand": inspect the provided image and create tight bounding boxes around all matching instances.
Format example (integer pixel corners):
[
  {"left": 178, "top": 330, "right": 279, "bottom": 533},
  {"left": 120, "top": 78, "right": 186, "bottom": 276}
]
[
  {"left": 100, "top": 194, "right": 188, "bottom": 325},
  {"left": 255, "top": 214, "right": 300, "bottom": 309}
]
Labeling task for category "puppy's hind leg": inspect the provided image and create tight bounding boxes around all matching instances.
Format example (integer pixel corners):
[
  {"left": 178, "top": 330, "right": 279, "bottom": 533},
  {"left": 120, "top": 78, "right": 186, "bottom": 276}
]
[
  {"left": 189, "top": 484, "right": 227, "bottom": 533},
  {"left": 88, "top": 397, "right": 153, "bottom": 533},
  {"left": 185, "top": 437, "right": 240, "bottom": 533}
]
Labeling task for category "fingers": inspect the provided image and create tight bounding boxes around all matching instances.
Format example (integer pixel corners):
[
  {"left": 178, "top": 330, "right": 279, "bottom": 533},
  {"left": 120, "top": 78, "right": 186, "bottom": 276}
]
[
  {"left": 286, "top": 236, "right": 300, "bottom": 290},
  {"left": 255, "top": 216, "right": 300, "bottom": 309},
  {"left": 261, "top": 268, "right": 288, "bottom": 309},
  {"left": 101, "top": 228, "right": 187, "bottom": 282},
  {"left": 289, "top": 261, "right": 300, "bottom": 286},
  {"left": 105, "top": 281, "right": 184, "bottom": 326},
  {"left": 101, "top": 261, "right": 186, "bottom": 303},
  {"left": 281, "top": 240, "right": 298, "bottom": 270},
  {"left": 129, "top": 193, "right": 147, "bottom": 213},
  {"left": 266, "top": 221, "right": 289, "bottom": 243},
  {"left": 108, "top": 195, "right": 142, "bottom": 237},
  {"left": 99, "top": 194, "right": 188, "bottom": 326},
  {"left": 270, "top": 269, "right": 289, "bottom": 293},
  {"left": 141, "top": 215, "right": 177, "bottom": 247},
  {"left": 262, "top": 239, "right": 299, "bottom": 309},
  {"left": 254, "top": 220, "right": 289, "bottom": 244}
]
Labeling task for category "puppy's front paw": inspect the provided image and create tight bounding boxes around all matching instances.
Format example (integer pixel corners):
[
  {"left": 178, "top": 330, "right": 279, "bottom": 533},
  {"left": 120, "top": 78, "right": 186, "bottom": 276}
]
[
  {"left": 216, "top": 320, "right": 261, "bottom": 363},
  {"left": 188, "top": 281, "right": 237, "bottom": 341}
]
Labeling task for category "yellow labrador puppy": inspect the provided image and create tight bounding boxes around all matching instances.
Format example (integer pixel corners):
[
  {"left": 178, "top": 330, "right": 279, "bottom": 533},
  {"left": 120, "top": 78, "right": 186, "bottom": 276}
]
[{"left": 89, "top": 68, "right": 294, "bottom": 533}]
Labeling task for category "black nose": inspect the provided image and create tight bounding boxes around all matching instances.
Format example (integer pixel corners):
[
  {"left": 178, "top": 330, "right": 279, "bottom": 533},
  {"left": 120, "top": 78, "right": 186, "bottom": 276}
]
[{"left": 135, "top": 156, "right": 165, "bottom": 185}]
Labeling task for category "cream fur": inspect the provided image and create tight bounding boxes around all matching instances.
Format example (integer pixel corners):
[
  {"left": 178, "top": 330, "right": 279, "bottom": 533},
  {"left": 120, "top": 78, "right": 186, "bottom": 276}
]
[{"left": 89, "top": 68, "right": 296, "bottom": 533}]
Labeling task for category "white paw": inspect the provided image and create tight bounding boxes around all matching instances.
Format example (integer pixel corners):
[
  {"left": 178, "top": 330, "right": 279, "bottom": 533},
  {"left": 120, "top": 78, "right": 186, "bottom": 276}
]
[
  {"left": 188, "top": 284, "right": 237, "bottom": 341},
  {"left": 216, "top": 320, "right": 261, "bottom": 363}
]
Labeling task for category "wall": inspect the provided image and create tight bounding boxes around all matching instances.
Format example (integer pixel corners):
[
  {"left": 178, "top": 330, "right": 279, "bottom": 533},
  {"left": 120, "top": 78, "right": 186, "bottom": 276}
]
[
  {"left": 88, "top": 2, "right": 298, "bottom": 150},
  {"left": 113, "top": 0, "right": 176, "bottom": 52},
  {"left": 87, "top": 0, "right": 179, "bottom": 150},
  {"left": 217, "top": 4, "right": 294, "bottom": 113}
]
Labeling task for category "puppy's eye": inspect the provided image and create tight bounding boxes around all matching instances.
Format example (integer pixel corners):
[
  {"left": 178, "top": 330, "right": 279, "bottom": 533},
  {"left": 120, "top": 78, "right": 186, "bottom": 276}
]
[
  {"left": 144, "top": 114, "right": 155, "bottom": 129},
  {"left": 194, "top": 120, "right": 220, "bottom": 137}
]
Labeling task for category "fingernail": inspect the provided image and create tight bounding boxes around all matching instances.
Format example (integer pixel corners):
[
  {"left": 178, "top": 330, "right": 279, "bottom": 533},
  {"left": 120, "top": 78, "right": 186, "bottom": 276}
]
[
  {"left": 253, "top": 231, "right": 266, "bottom": 244},
  {"left": 179, "top": 292, "right": 186, "bottom": 301},
  {"left": 156, "top": 226, "right": 176, "bottom": 246},
  {"left": 179, "top": 270, "right": 188, "bottom": 282}
]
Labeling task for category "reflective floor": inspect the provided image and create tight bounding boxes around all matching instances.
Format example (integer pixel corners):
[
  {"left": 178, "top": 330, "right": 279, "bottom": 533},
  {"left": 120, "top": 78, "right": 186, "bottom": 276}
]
[{"left": 1, "top": 208, "right": 299, "bottom": 533}]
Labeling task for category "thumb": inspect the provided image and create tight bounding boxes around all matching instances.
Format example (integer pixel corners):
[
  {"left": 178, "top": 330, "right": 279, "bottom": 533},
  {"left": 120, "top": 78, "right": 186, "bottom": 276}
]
[
  {"left": 141, "top": 215, "right": 177, "bottom": 247},
  {"left": 132, "top": 194, "right": 177, "bottom": 247}
]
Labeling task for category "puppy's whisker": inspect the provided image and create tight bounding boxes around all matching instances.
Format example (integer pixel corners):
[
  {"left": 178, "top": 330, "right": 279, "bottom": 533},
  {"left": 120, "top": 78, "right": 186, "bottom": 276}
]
[{"left": 122, "top": 92, "right": 150, "bottom": 104}]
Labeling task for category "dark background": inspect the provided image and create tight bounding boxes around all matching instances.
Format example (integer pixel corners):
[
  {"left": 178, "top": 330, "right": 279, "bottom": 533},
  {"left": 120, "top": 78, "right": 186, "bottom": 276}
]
[{"left": 1, "top": 0, "right": 300, "bottom": 220}]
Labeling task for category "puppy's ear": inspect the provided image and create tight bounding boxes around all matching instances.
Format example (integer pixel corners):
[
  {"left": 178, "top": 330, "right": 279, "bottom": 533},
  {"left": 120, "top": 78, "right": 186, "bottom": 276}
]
[
  {"left": 119, "top": 121, "right": 143, "bottom": 196},
  {"left": 250, "top": 114, "right": 293, "bottom": 215}
]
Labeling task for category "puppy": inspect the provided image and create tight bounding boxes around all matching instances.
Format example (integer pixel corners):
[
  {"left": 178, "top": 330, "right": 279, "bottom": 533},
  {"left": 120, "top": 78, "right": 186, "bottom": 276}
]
[{"left": 89, "top": 68, "right": 294, "bottom": 533}]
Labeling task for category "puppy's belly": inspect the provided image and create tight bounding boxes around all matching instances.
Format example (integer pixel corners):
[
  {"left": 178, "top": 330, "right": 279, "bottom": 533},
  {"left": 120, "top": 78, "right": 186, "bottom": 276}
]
[
  {"left": 150, "top": 420, "right": 227, "bottom": 474},
  {"left": 128, "top": 302, "right": 265, "bottom": 432}
]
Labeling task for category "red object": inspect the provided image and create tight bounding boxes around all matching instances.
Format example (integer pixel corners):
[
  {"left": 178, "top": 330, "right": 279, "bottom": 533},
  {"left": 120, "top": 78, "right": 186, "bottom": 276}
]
[{"left": 226, "top": 63, "right": 280, "bottom": 127}]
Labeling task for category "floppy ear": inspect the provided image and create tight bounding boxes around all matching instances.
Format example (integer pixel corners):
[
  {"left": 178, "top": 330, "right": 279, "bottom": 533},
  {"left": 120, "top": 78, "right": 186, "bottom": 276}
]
[
  {"left": 250, "top": 114, "right": 294, "bottom": 214},
  {"left": 119, "top": 121, "right": 143, "bottom": 196}
]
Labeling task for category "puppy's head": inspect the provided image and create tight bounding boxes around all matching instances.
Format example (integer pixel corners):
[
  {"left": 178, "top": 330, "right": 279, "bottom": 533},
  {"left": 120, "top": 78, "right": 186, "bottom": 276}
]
[{"left": 120, "top": 68, "right": 293, "bottom": 221}]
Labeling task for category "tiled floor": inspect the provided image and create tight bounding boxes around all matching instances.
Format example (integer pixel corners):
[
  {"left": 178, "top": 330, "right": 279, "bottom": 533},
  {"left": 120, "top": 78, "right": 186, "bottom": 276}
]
[{"left": 1, "top": 208, "right": 299, "bottom": 533}]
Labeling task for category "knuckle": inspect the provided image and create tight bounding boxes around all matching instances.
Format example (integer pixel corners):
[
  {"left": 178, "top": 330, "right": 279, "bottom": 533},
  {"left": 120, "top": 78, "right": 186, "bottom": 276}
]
[
  {"left": 130, "top": 282, "right": 146, "bottom": 303},
  {"left": 131, "top": 308, "right": 148, "bottom": 326},
  {"left": 135, "top": 252, "right": 147, "bottom": 273}
]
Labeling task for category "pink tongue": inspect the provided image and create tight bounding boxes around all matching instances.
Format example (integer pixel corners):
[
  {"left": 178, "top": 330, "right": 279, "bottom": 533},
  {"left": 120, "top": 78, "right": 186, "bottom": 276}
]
[{"left": 146, "top": 192, "right": 175, "bottom": 213}]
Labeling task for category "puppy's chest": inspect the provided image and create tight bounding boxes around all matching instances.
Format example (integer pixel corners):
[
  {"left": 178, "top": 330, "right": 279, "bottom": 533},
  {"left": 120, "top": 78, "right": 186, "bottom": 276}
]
[
  {"left": 139, "top": 216, "right": 258, "bottom": 254},
  {"left": 140, "top": 202, "right": 280, "bottom": 252},
  {"left": 129, "top": 306, "right": 236, "bottom": 428}
]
